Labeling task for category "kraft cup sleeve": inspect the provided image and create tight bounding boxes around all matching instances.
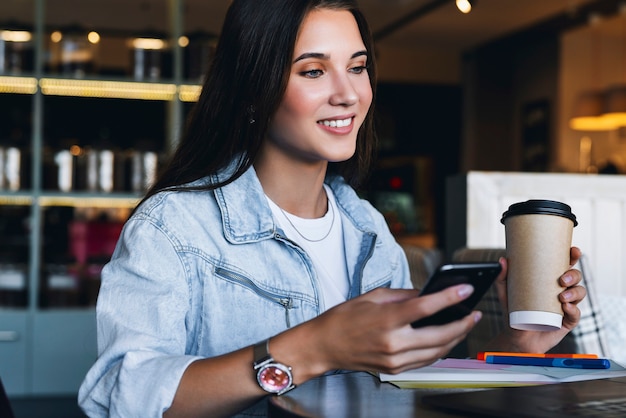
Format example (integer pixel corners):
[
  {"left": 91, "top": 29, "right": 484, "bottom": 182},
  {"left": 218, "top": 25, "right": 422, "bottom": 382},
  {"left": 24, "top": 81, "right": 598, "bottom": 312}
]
[{"left": 505, "top": 214, "right": 573, "bottom": 330}]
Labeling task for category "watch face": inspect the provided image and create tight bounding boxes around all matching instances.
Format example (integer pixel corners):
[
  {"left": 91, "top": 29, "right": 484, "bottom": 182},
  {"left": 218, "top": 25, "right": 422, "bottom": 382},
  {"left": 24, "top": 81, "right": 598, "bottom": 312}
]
[{"left": 258, "top": 363, "right": 292, "bottom": 393}]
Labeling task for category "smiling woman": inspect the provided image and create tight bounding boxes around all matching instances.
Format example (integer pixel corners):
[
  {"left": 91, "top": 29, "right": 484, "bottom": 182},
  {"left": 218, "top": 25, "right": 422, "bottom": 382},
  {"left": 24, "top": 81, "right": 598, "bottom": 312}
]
[
  {"left": 260, "top": 8, "right": 373, "bottom": 212},
  {"left": 77, "top": 1, "right": 587, "bottom": 417}
]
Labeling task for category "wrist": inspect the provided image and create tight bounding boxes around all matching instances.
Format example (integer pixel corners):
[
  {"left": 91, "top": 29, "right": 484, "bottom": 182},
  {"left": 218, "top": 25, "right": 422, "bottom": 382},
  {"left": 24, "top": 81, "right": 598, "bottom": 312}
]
[{"left": 270, "top": 325, "right": 332, "bottom": 385}]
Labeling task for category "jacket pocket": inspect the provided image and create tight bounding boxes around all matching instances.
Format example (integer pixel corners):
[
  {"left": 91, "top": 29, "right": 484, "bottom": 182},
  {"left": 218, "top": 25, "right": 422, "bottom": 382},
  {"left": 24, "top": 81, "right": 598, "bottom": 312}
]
[{"left": 215, "top": 266, "right": 294, "bottom": 327}]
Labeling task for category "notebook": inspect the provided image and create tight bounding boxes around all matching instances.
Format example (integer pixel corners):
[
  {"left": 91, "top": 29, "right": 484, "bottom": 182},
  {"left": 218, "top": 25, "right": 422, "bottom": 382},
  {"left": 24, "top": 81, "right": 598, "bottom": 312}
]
[
  {"left": 378, "top": 358, "right": 626, "bottom": 388},
  {"left": 421, "top": 376, "right": 626, "bottom": 418}
]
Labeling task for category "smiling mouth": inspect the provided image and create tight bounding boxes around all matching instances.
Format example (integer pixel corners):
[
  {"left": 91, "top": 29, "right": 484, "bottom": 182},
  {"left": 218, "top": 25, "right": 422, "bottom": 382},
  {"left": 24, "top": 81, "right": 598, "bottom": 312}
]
[{"left": 318, "top": 117, "right": 353, "bottom": 128}]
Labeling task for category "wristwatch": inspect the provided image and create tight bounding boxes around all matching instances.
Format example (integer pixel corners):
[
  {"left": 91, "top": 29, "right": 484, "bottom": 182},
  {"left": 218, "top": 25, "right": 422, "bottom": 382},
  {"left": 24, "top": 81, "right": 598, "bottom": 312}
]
[{"left": 253, "top": 338, "right": 296, "bottom": 395}]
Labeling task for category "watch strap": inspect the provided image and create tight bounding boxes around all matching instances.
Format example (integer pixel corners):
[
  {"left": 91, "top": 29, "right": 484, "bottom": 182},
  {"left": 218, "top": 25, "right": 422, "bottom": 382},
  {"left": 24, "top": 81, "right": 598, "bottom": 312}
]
[{"left": 253, "top": 339, "right": 272, "bottom": 368}]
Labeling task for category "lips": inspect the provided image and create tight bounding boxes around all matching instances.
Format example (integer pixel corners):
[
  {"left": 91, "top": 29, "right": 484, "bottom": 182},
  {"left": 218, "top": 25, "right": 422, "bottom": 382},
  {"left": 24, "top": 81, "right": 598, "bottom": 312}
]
[{"left": 318, "top": 117, "right": 353, "bottom": 128}]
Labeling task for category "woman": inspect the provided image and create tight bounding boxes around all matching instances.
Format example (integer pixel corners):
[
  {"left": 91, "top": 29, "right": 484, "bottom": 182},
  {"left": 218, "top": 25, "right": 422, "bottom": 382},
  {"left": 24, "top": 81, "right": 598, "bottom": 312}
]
[{"left": 78, "top": 1, "right": 586, "bottom": 417}]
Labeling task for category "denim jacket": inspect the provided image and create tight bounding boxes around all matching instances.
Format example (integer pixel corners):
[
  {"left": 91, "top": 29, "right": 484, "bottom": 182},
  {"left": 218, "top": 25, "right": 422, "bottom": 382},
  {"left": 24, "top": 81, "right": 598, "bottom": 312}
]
[{"left": 78, "top": 163, "right": 412, "bottom": 417}]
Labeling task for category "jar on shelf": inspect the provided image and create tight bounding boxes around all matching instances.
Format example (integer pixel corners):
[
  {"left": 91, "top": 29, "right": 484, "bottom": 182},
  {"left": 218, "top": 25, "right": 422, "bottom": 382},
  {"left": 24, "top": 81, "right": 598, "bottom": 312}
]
[
  {"left": 182, "top": 30, "right": 217, "bottom": 83},
  {"left": 0, "top": 21, "right": 34, "bottom": 75},
  {"left": 0, "top": 146, "right": 21, "bottom": 191},
  {"left": 129, "top": 149, "right": 158, "bottom": 192},
  {"left": 41, "top": 260, "right": 80, "bottom": 308},
  {"left": 54, "top": 149, "right": 74, "bottom": 192},
  {"left": 68, "top": 218, "right": 123, "bottom": 267},
  {"left": 50, "top": 24, "right": 99, "bottom": 77},
  {"left": 129, "top": 30, "right": 170, "bottom": 81},
  {"left": 52, "top": 145, "right": 124, "bottom": 193},
  {"left": 74, "top": 146, "right": 99, "bottom": 192},
  {"left": 0, "top": 261, "right": 27, "bottom": 308}
]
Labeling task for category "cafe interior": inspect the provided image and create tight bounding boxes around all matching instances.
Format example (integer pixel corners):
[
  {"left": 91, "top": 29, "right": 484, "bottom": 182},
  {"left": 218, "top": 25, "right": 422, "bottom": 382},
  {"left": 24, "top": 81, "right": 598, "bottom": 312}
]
[{"left": 2, "top": 0, "right": 626, "bottom": 416}]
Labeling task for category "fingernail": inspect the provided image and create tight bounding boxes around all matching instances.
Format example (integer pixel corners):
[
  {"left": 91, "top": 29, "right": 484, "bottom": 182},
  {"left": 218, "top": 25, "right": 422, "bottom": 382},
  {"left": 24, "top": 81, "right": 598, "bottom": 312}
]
[
  {"left": 474, "top": 311, "right": 483, "bottom": 323},
  {"left": 562, "top": 291, "right": 572, "bottom": 300},
  {"left": 458, "top": 284, "right": 474, "bottom": 298},
  {"left": 563, "top": 274, "right": 573, "bottom": 285}
]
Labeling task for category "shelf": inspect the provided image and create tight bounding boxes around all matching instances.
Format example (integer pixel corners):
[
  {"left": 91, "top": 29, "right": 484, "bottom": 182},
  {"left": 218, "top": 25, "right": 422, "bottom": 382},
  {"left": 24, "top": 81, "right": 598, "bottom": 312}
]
[
  {"left": 179, "top": 84, "right": 202, "bottom": 102},
  {"left": 0, "top": 0, "right": 193, "bottom": 396},
  {"left": 0, "top": 192, "right": 140, "bottom": 208},
  {"left": 0, "top": 75, "right": 201, "bottom": 102},
  {"left": 0, "top": 193, "right": 34, "bottom": 206},
  {"left": 39, "top": 193, "right": 141, "bottom": 208},
  {"left": 0, "top": 76, "right": 38, "bottom": 95},
  {"left": 40, "top": 78, "right": 177, "bottom": 101}
]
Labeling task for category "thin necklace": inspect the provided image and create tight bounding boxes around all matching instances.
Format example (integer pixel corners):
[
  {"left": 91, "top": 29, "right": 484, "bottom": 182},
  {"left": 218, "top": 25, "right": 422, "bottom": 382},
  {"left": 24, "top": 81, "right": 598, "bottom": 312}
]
[{"left": 279, "top": 198, "right": 335, "bottom": 243}]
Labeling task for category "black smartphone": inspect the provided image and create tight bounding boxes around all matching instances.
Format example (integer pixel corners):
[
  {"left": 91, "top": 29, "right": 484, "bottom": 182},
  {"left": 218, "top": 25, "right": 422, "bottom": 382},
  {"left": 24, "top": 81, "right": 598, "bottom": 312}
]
[{"left": 410, "top": 262, "right": 502, "bottom": 328}]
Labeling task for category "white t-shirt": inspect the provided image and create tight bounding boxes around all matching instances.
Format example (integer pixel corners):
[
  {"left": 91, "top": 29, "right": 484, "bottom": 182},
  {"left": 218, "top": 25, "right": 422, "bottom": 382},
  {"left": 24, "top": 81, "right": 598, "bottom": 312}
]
[{"left": 266, "top": 185, "right": 349, "bottom": 310}]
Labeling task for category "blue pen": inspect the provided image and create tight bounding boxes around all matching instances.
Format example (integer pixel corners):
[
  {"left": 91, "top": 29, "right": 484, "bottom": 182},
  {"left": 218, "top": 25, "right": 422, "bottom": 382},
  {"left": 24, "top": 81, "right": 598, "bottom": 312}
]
[{"left": 485, "top": 355, "right": 611, "bottom": 369}]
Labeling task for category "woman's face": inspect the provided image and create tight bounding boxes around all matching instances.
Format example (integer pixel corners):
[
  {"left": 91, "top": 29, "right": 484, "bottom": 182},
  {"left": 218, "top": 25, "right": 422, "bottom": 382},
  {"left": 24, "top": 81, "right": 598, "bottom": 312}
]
[{"left": 266, "top": 8, "right": 373, "bottom": 165}]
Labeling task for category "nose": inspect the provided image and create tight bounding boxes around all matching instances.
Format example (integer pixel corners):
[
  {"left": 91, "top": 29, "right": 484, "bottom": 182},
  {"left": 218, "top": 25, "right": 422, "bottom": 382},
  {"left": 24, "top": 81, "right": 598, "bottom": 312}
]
[{"left": 329, "top": 72, "right": 358, "bottom": 107}]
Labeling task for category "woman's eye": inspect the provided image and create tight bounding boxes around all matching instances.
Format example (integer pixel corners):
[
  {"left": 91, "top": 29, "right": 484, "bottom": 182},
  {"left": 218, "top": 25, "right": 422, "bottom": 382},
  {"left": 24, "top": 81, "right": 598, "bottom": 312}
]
[
  {"left": 349, "top": 65, "right": 368, "bottom": 75},
  {"left": 300, "top": 69, "right": 324, "bottom": 78}
]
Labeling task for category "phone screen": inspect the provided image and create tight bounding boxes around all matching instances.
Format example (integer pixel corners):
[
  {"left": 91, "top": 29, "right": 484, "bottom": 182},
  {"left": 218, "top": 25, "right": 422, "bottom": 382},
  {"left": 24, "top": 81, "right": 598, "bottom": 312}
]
[{"left": 410, "top": 262, "right": 502, "bottom": 328}]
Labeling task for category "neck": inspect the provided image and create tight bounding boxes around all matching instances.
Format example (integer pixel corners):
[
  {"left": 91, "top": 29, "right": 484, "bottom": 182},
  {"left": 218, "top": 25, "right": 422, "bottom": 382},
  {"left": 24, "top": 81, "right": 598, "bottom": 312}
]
[{"left": 254, "top": 148, "right": 328, "bottom": 218}]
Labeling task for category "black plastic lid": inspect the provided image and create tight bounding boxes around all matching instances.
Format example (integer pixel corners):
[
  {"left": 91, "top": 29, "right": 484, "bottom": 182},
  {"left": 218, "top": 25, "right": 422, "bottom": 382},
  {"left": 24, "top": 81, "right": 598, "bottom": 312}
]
[{"left": 501, "top": 199, "right": 577, "bottom": 227}]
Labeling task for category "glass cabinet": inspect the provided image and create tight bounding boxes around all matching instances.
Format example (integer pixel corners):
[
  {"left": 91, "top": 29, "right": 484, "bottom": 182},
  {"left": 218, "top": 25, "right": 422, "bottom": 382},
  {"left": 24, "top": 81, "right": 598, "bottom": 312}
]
[{"left": 0, "top": 0, "right": 215, "bottom": 396}]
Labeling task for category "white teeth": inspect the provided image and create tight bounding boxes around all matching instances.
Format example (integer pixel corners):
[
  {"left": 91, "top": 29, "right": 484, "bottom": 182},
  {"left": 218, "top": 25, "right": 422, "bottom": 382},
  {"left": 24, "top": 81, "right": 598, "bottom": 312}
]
[{"left": 320, "top": 118, "right": 352, "bottom": 128}]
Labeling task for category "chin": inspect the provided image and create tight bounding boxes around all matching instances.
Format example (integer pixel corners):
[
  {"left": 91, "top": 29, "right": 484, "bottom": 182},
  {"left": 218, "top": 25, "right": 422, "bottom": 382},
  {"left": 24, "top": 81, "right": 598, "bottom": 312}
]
[
  {"left": 328, "top": 146, "right": 357, "bottom": 163},
  {"left": 327, "top": 154, "right": 356, "bottom": 164}
]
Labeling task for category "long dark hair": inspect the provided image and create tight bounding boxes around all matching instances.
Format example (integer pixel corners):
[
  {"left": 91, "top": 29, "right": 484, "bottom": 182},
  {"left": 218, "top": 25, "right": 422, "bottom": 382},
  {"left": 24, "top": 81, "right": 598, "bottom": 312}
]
[{"left": 141, "top": 0, "right": 378, "bottom": 205}]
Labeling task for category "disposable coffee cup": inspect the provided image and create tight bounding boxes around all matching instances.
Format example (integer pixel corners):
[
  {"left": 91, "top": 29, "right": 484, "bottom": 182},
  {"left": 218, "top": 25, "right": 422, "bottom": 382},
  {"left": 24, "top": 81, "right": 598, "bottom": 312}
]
[{"left": 501, "top": 200, "right": 577, "bottom": 331}]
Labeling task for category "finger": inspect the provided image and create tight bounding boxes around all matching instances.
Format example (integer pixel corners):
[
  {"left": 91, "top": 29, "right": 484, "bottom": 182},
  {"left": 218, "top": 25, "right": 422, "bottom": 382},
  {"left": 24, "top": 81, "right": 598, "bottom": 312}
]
[
  {"left": 378, "top": 313, "right": 481, "bottom": 374},
  {"left": 569, "top": 246, "right": 582, "bottom": 266},
  {"left": 559, "top": 268, "right": 582, "bottom": 288},
  {"left": 359, "top": 287, "right": 421, "bottom": 304},
  {"left": 408, "top": 310, "right": 482, "bottom": 344},
  {"left": 366, "top": 344, "right": 445, "bottom": 375},
  {"left": 559, "top": 284, "right": 586, "bottom": 305},
  {"left": 405, "top": 284, "right": 475, "bottom": 326},
  {"left": 376, "top": 338, "right": 463, "bottom": 374},
  {"left": 561, "top": 302, "right": 582, "bottom": 330},
  {"left": 405, "top": 313, "right": 481, "bottom": 358},
  {"left": 495, "top": 257, "right": 508, "bottom": 283}
]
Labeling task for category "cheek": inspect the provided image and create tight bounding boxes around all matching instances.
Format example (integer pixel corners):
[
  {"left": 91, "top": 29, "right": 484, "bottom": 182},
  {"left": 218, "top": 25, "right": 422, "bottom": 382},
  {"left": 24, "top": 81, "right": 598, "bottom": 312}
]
[
  {"left": 280, "top": 85, "right": 323, "bottom": 120},
  {"left": 359, "top": 80, "right": 373, "bottom": 108}
]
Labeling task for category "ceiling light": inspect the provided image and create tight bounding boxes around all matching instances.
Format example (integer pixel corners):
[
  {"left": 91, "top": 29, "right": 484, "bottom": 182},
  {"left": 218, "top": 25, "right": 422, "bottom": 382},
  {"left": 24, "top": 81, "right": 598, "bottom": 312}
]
[
  {"left": 456, "top": 0, "right": 472, "bottom": 14},
  {"left": 50, "top": 30, "right": 62, "bottom": 43},
  {"left": 569, "top": 91, "right": 618, "bottom": 131},
  {"left": 0, "top": 30, "right": 32, "bottom": 43},
  {"left": 87, "top": 31, "right": 100, "bottom": 44},
  {"left": 603, "top": 85, "right": 626, "bottom": 127},
  {"left": 131, "top": 37, "right": 166, "bottom": 50}
]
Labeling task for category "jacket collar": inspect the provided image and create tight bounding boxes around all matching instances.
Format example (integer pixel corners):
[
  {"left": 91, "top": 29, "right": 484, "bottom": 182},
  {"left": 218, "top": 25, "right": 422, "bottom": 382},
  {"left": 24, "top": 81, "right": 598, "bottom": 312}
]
[
  {"left": 213, "top": 163, "right": 276, "bottom": 244},
  {"left": 212, "top": 161, "right": 377, "bottom": 244}
]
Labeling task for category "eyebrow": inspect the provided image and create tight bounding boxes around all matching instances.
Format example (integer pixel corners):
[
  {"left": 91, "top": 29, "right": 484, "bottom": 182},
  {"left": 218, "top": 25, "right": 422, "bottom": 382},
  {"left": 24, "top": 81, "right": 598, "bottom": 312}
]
[{"left": 293, "top": 50, "right": 368, "bottom": 63}]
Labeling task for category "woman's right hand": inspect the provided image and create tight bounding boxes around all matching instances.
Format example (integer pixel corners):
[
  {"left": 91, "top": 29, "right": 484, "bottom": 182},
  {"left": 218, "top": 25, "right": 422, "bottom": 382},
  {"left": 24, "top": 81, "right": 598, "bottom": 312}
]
[{"left": 270, "top": 285, "right": 482, "bottom": 383}]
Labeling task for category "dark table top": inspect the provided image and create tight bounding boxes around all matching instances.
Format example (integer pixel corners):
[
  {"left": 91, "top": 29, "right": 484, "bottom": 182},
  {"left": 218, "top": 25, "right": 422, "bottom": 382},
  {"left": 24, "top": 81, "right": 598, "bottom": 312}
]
[{"left": 267, "top": 371, "right": 475, "bottom": 418}]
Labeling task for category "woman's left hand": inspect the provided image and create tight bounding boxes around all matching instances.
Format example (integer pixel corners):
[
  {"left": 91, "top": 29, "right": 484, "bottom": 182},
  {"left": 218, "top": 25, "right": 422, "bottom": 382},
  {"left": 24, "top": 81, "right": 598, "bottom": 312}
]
[{"left": 487, "top": 247, "right": 587, "bottom": 353}]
